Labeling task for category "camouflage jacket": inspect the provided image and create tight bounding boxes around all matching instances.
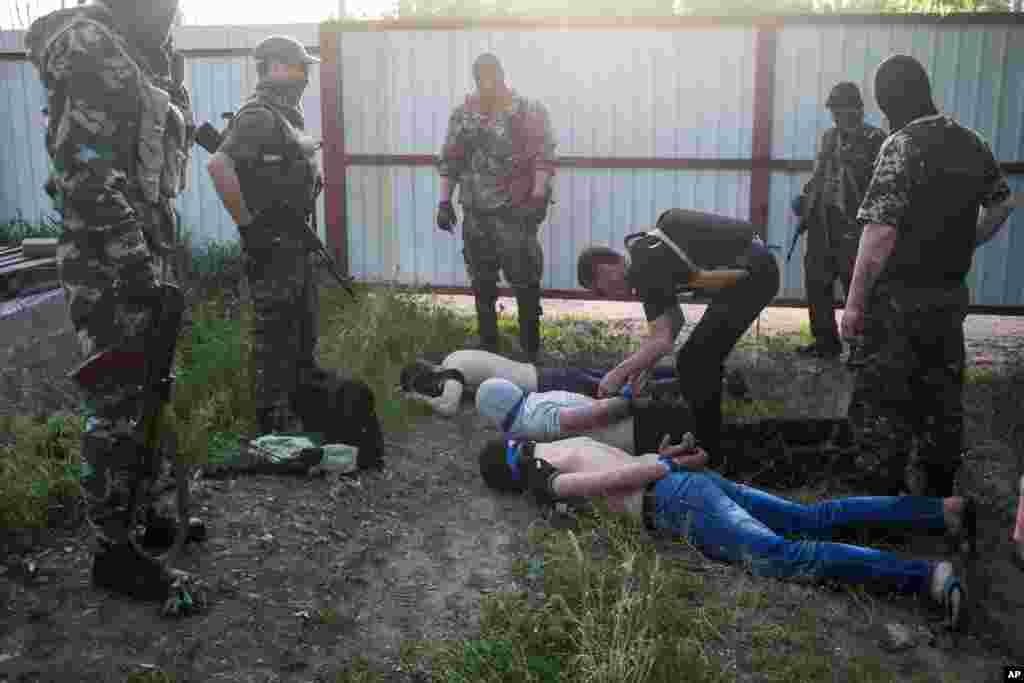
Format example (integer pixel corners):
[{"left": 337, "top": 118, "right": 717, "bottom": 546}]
[
  {"left": 857, "top": 114, "right": 1011, "bottom": 289},
  {"left": 438, "top": 90, "right": 557, "bottom": 212},
  {"left": 25, "top": 6, "right": 193, "bottom": 218},
  {"left": 802, "top": 123, "right": 887, "bottom": 224}
]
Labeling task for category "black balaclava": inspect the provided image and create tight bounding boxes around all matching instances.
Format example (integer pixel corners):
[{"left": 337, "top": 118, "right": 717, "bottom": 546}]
[
  {"left": 103, "top": 0, "right": 179, "bottom": 53},
  {"left": 253, "top": 73, "right": 307, "bottom": 129},
  {"left": 874, "top": 54, "right": 938, "bottom": 132}
]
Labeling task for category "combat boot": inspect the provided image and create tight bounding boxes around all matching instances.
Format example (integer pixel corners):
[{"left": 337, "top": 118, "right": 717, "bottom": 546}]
[
  {"left": 515, "top": 285, "right": 543, "bottom": 363},
  {"left": 472, "top": 284, "right": 499, "bottom": 353},
  {"left": 141, "top": 513, "right": 208, "bottom": 549},
  {"left": 91, "top": 543, "right": 175, "bottom": 601}
]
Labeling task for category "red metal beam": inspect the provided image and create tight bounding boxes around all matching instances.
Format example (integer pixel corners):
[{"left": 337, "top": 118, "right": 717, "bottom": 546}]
[
  {"left": 339, "top": 154, "right": 1024, "bottom": 175},
  {"left": 318, "top": 24, "right": 349, "bottom": 276},
  {"left": 749, "top": 24, "right": 778, "bottom": 228},
  {"left": 325, "top": 13, "right": 1024, "bottom": 32}
]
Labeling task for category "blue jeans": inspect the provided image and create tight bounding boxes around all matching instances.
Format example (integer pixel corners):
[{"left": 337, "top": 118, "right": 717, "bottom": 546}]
[{"left": 652, "top": 471, "right": 944, "bottom": 595}]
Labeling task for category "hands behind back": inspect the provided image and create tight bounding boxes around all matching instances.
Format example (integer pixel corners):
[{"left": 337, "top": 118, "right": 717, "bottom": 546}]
[{"left": 657, "top": 433, "right": 709, "bottom": 471}]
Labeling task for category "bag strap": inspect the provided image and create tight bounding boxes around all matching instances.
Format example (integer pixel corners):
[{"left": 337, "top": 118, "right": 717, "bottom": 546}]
[{"left": 646, "top": 228, "right": 699, "bottom": 272}]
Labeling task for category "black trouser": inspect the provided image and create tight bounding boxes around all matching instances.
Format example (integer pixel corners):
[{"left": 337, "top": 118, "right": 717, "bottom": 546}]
[
  {"left": 805, "top": 208, "right": 860, "bottom": 348},
  {"left": 675, "top": 241, "right": 780, "bottom": 462}
]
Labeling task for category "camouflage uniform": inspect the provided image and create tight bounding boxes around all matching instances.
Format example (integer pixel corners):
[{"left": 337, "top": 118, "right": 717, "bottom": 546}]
[
  {"left": 439, "top": 91, "right": 556, "bottom": 355},
  {"left": 800, "top": 123, "right": 886, "bottom": 350},
  {"left": 848, "top": 115, "right": 1010, "bottom": 496},
  {"left": 217, "top": 41, "right": 321, "bottom": 434},
  {"left": 25, "top": 5, "right": 192, "bottom": 552}
]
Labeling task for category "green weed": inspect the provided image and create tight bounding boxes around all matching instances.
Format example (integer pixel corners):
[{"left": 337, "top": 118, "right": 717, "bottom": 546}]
[
  {"left": 316, "top": 284, "right": 471, "bottom": 433},
  {"left": 0, "top": 212, "right": 62, "bottom": 244},
  {"left": 0, "top": 412, "right": 83, "bottom": 529}
]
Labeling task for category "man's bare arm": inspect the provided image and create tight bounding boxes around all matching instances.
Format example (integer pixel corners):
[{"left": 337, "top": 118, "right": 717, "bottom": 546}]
[
  {"left": 558, "top": 397, "right": 633, "bottom": 435},
  {"left": 845, "top": 223, "right": 899, "bottom": 314},
  {"left": 551, "top": 461, "right": 668, "bottom": 498},
  {"left": 405, "top": 379, "right": 463, "bottom": 418},
  {"left": 207, "top": 152, "right": 253, "bottom": 227},
  {"left": 607, "top": 306, "right": 683, "bottom": 388}
]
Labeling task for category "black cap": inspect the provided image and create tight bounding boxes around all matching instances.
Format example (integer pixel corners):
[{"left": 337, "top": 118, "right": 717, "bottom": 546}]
[{"left": 252, "top": 35, "right": 319, "bottom": 65}]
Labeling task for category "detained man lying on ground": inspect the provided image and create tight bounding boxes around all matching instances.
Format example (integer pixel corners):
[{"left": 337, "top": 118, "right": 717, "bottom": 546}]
[
  {"left": 478, "top": 434, "right": 976, "bottom": 631},
  {"left": 399, "top": 349, "right": 680, "bottom": 417},
  {"left": 473, "top": 374, "right": 691, "bottom": 455}
]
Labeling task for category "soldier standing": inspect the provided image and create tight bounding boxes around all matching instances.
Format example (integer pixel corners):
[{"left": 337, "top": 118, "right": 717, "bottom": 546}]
[
  {"left": 842, "top": 55, "right": 1014, "bottom": 497},
  {"left": 437, "top": 53, "right": 557, "bottom": 362},
  {"left": 25, "top": 0, "right": 204, "bottom": 608},
  {"left": 793, "top": 82, "right": 886, "bottom": 362},
  {"left": 207, "top": 36, "right": 322, "bottom": 435}
]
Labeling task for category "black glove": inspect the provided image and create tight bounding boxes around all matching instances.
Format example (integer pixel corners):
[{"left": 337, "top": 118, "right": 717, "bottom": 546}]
[
  {"left": 791, "top": 195, "right": 805, "bottom": 218},
  {"left": 524, "top": 193, "right": 552, "bottom": 224},
  {"left": 436, "top": 200, "right": 457, "bottom": 233}
]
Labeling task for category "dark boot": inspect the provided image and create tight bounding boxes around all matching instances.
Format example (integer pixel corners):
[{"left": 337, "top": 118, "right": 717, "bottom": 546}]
[
  {"left": 141, "top": 513, "right": 208, "bottom": 549},
  {"left": 515, "top": 285, "right": 542, "bottom": 362},
  {"left": 473, "top": 284, "right": 499, "bottom": 352},
  {"left": 91, "top": 543, "right": 174, "bottom": 601}
]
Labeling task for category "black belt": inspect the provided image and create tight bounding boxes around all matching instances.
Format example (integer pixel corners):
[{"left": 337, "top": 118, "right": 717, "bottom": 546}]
[{"left": 641, "top": 481, "right": 658, "bottom": 532}]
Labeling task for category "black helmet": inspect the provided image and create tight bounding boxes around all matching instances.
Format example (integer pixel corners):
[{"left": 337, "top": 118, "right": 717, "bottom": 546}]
[
  {"left": 252, "top": 35, "right": 319, "bottom": 66},
  {"left": 826, "top": 81, "right": 863, "bottom": 110}
]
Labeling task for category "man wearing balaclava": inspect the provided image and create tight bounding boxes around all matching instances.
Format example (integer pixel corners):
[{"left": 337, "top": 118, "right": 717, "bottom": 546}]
[
  {"left": 208, "top": 36, "right": 323, "bottom": 436},
  {"left": 25, "top": 0, "right": 206, "bottom": 612},
  {"left": 437, "top": 53, "right": 558, "bottom": 362},
  {"left": 841, "top": 54, "right": 1015, "bottom": 498},
  {"left": 793, "top": 82, "right": 886, "bottom": 362}
]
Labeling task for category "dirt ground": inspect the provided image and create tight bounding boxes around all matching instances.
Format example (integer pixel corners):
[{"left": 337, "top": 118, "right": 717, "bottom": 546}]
[{"left": 1, "top": 294, "right": 1022, "bottom": 682}]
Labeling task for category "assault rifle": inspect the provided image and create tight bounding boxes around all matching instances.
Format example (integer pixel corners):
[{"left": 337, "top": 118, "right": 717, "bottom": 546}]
[
  {"left": 194, "top": 115, "right": 356, "bottom": 298},
  {"left": 70, "top": 283, "right": 191, "bottom": 569}
]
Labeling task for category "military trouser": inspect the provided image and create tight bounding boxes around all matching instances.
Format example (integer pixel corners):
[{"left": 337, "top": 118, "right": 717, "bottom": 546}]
[
  {"left": 240, "top": 219, "right": 319, "bottom": 434},
  {"left": 59, "top": 199, "right": 177, "bottom": 551},
  {"left": 805, "top": 207, "right": 861, "bottom": 348},
  {"left": 462, "top": 207, "right": 544, "bottom": 356},
  {"left": 846, "top": 283, "right": 968, "bottom": 497}
]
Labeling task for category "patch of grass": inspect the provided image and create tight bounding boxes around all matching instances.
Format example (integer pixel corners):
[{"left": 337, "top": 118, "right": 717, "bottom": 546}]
[
  {"left": 0, "top": 412, "right": 84, "bottom": 529},
  {"left": 334, "top": 656, "right": 385, "bottom": 683},
  {"left": 316, "top": 284, "right": 472, "bottom": 433},
  {"left": 964, "top": 364, "right": 998, "bottom": 385},
  {"left": 721, "top": 397, "right": 786, "bottom": 420},
  {"left": 421, "top": 506, "right": 729, "bottom": 683},
  {"left": 165, "top": 292, "right": 256, "bottom": 465},
  {"left": 503, "top": 315, "right": 639, "bottom": 358},
  {"left": 735, "top": 330, "right": 809, "bottom": 353},
  {"left": 0, "top": 212, "right": 62, "bottom": 244}
]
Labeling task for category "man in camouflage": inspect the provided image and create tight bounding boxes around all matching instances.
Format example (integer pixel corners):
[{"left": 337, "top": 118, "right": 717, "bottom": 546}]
[
  {"left": 842, "top": 55, "right": 1015, "bottom": 498},
  {"left": 437, "top": 53, "right": 557, "bottom": 362},
  {"left": 25, "top": 0, "right": 205, "bottom": 608},
  {"left": 207, "top": 36, "right": 322, "bottom": 435},
  {"left": 793, "top": 82, "right": 886, "bottom": 361}
]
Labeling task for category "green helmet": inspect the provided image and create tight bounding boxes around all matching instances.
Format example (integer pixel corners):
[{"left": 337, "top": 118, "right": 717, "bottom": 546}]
[{"left": 252, "top": 35, "right": 319, "bottom": 66}]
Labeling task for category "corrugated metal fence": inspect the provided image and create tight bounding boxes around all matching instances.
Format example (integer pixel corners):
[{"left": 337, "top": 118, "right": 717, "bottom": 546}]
[
  {"left": 3, "top": 16, "right": 1024, "bottom": 308},
  {"left": 320, "top": 15, "right": 1024, "bottom": 308},
  {"left": 0, "top": 24, "right": 328, "bottom": 244}
]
